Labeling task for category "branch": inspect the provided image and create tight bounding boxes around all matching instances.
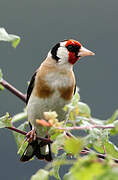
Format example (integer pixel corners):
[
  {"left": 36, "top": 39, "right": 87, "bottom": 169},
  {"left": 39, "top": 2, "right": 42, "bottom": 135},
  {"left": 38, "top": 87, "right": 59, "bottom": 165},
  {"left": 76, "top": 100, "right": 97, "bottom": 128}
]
[
  {"left": 0, "top": 79, "right": 26, "bottom": 102},
  {"left": 57, "top": 124, "right": 114, "bottom": 131},
  {"left": 96, "top": 153, "right": 118, "bottom": 163},
  {"left": 80, "top": 149, "right": 118, "bottom": 163},
  {"left": 5, "top": 126, "right": 118, "bottom": 163},
  {"left": 6, "top": 126, "right": 53, "bottom": 144}
]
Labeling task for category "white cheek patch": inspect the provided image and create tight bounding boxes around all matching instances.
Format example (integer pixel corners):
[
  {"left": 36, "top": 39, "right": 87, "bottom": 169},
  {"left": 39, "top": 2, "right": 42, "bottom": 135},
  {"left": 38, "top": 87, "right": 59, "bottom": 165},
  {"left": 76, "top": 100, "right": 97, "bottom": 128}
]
[
  {"left": 57, "top": 46, "right": 68, "bottom": 62},
  {"left": 60, "top": 41, "right": 67, "bottom": 47}
]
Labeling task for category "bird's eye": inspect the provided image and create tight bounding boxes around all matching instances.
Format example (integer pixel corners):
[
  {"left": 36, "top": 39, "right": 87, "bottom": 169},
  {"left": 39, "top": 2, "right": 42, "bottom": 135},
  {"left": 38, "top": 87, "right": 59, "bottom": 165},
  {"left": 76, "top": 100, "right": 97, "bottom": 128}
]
[{"left": 66, "top": 45, "right": 80, "bottom": 52}]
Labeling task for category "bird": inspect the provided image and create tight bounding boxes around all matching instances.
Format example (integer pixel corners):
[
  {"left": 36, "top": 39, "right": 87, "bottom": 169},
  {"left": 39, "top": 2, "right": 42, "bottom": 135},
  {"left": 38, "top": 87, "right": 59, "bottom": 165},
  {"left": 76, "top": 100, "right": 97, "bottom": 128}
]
[{"left": 20, "top": 39, "right": 95, "bottom": 162}]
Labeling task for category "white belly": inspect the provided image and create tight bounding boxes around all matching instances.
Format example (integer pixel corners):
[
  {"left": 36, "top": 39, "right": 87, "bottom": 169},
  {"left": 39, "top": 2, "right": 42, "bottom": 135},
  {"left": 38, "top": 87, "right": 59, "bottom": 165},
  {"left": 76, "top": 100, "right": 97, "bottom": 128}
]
[{"left": 27, "top": 90, "right": 70, "bottom": 132}]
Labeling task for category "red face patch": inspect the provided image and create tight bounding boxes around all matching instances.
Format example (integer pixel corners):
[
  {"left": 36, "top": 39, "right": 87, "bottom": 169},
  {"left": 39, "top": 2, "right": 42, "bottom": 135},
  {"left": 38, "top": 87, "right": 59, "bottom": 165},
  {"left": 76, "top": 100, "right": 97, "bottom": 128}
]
[
  {"left": 65, "top": 39, "right": 81, "bottom": 64},
  {"left": 67, "top": 52, "right": 78, "bottom": 64},
  {"left": 65, "top": 39, "right": 81, "bottom": 47}
]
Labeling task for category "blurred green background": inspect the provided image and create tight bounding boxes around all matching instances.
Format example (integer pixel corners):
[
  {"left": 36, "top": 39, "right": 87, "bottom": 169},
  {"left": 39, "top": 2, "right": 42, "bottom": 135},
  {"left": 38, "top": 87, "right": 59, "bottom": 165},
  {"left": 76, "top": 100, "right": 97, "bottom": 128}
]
[{"left": 0, "top": 0, "right": 118, "bottom": 179}]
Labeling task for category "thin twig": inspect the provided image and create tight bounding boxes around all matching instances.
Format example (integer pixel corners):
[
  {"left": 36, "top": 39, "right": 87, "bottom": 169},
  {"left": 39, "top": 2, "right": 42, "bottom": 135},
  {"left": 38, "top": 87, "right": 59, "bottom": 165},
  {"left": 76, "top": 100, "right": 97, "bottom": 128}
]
[
  {"left": 80, "top": 149, "right": 118, "bottom": 163},
  {"left": 80, "top": 150, "right": 90, "bottom": 155},
  {"left": 97, "top": 153, "right": 118, "bottom": 163},
  {"left": 0, "top": 79, "right": 26, "bottom": 102},
  {"left": 57, "top": 124, "right": 114, "bottom": 131},
  {"left": 6, "top": 126, "right": 26, "bottom": 135},
  {"left": 6, "top": 126, "right": 53, "bottom": 143}
]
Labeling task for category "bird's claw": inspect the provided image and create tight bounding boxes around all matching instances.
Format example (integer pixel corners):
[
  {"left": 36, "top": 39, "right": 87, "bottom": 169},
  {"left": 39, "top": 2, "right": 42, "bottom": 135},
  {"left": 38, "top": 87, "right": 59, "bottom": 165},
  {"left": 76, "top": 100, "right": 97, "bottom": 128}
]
[{"left": 26, "top": 128, "right": 36, "bottom": 143}]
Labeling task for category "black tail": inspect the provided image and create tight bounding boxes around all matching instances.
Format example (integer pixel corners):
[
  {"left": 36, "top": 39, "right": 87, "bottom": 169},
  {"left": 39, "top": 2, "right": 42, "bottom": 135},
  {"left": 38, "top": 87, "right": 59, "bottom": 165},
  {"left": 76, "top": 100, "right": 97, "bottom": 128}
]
[{"left": 20, "top": 140, "right": 52, "bottom": 162}]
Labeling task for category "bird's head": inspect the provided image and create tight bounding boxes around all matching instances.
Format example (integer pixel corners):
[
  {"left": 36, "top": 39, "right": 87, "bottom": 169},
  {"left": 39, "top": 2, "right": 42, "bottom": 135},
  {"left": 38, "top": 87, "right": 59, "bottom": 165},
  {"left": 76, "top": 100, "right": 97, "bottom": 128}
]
[{"left": 48, "top": 39, "right": 95, "bottom": 67}]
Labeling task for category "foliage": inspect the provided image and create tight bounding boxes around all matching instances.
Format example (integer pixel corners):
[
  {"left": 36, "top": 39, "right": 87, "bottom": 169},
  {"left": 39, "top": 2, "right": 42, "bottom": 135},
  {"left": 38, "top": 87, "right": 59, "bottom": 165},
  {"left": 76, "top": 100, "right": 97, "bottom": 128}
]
[
  {"left": 0, "top": 112, "right": 12, "bottom": 128},
  {"left": 1, "top": 28, "right": 118, "bottom": 179},
  {"left": 1, "top": 90, "right": 118, "bottom": 179},
  {"left": 0, "top": 27, "right": 20, "bottom": 48}
]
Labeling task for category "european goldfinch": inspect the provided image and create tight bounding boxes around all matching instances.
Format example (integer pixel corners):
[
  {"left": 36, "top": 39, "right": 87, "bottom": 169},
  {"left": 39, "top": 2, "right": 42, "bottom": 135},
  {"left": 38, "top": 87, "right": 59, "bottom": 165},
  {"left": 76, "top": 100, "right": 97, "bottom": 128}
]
[{"left": 20, "top": 39, "right": 95, "bottom": 162}]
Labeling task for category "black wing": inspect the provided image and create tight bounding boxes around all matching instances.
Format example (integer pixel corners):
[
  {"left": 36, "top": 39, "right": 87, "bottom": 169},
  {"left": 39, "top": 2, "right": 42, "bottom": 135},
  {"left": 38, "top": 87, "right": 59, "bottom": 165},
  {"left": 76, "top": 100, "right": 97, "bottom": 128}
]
[{"left": 26, "top": 71, "right": 37, "bottom": 105}]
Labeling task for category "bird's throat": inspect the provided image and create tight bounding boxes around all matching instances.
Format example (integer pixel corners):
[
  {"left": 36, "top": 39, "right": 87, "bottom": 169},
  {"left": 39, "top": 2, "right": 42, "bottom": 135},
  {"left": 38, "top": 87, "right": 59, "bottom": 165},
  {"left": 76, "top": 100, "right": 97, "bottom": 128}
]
[{"left": 68, "top": 52, "right": 78, "bottom": 64}]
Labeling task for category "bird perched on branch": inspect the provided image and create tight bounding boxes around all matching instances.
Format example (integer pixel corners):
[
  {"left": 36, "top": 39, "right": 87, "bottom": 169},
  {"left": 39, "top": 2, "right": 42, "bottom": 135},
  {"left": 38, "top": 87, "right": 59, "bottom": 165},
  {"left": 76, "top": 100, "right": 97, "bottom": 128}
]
[{"left": 20, "top": 39, "right": 95, "bottom": 162}]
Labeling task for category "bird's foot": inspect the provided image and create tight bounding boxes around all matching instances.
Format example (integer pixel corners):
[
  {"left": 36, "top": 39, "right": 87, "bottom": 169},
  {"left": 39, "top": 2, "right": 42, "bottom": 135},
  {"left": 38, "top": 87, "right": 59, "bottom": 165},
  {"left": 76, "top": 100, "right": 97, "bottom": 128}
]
[{"left": 26, "top": 128, "right": 36, "bottom": 143}]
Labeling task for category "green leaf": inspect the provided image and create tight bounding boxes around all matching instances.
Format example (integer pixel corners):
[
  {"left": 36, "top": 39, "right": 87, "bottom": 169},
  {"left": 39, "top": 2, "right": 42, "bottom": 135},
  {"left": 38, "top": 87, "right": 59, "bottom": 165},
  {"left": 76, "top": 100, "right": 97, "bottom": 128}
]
[
  {"left": 50, "top": 132, "right": 61, "bottom": 141},
  {"left": 50, "top": 165, "right": 61, "bottom": 180},
  {"left": 0, "top": 113, "right": 12, "bottom": 128},
  {"left": 49, "top": 154, "right": 67, "bottom": 180},
  {"left": 86, "top": 129, "right": 105, "bottom": 145},
  {"left": 69, "top": 111, "right": 76, "bottom": 121},
  {"left": 31, "top": 169, "right": 49, "bottom": 180},
  {"left": 49, "top": 163, "right": 61, "bottom": 180},
  {"left": 0, "top": 84, "right": 4, "bottom": 91},
  {"left": 64, "top": 172, "right": 73, "bottom": 180},
  {"left": 64, "top": 137, "right": 83, "bottom": 155},
  {"left": 110, "top": 120, "right": 118, "bottom": 135},
  {"left": 97, "top": 170, "right": 118, "bottom": 180},
  {"left": 106, "top": 110, "right": 118, "bottom": 124},
  {"left": 46, "top": 153, "right": 70, "bottom": 171},
  {"left": 71, "top": 92, "right": 80, "bottom": 106},
  {"left": 86, "top": 129, "right": 109, "bottom": 154},
  {"left": 52, "top": 133, "right": 66, "bottom": 155},
  {"left": 64, "top": 92, "right": 80, "bottom": 112},
  {"left": 104, "top": 140, "right": 118, "bottom": 159},
  {"left": 90, "top": 117, "right": 105, "bottom": 125},
  {"left": 64, "top": 92, "right": 91, "bottom": 122},
  {"left": 69, "top": 155, "right": 104, "bottom": 180},
  {"left": 64, "top": 154, "right": 118, "bottom": 180},
  {"left": 11, "top": 36, "right": 20, "bottom": 48},
  {"left": 46, "top": 153, "right": 69, "bottom": 180},
  {"left": 12, "top": 111, "right": 27, "bottom": 123},
  {"left": 0, "top": 27, "right": 20, "bottom": 48},
  {"left": 93, "top": 144, "right": 104, "bottom": 154},
  {"left": 17, "top": 140, "right": 28, "bottom": 156},
  {"left": 13, "top": 121, "right": 28, "bottom": 156},
  {"left": 78, "top": 102, "right": 91, "bottom": 118},
  {"left": 113, "top": 120, "right": 118, "bottom": 130}
]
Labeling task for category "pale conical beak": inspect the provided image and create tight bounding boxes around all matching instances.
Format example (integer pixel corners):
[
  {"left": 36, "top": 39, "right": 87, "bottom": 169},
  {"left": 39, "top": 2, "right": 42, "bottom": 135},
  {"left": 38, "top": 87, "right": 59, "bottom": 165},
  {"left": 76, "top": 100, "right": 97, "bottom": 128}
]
[{"left": 78, "top": 46, "right": 95, "bottom": 58}]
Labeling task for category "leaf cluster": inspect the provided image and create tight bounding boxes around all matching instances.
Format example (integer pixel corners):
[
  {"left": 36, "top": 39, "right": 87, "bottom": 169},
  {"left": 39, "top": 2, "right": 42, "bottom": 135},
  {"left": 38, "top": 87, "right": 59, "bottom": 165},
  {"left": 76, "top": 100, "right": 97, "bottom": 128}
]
[{"left": 1, "top": 91, "right": 118, "bottom": 180}]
